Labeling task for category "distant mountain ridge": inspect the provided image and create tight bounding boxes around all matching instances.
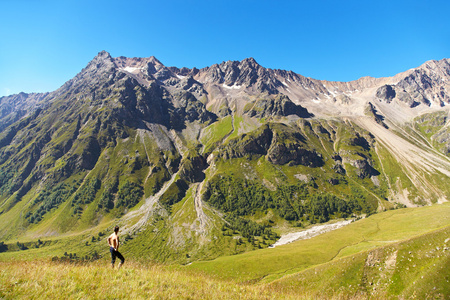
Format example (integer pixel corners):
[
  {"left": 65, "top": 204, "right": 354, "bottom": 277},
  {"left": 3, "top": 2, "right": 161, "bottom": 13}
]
[
  {"left": 3, "top": 52, "right": 449, "bottom": 124},
  {"left": 1, "top": 51, "right": 449, "bottom": 263}
]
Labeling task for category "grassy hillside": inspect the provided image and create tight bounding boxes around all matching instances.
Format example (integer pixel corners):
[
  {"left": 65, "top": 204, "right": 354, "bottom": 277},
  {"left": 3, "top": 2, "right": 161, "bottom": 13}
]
[
  {"left": 268, "top": 225, "right": 449, "bottom": 299},
  {"left": 186, "top": 203, "right": 450, "bottom": 283},
  {"left": 0, "top": 203, "right": 448, "bottom": 299}
]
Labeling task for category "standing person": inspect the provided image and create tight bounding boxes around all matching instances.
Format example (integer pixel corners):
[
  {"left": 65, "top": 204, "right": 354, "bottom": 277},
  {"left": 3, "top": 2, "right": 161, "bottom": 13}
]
[{"left": 107, "top": 225, "right": 125, "bottom": 269}]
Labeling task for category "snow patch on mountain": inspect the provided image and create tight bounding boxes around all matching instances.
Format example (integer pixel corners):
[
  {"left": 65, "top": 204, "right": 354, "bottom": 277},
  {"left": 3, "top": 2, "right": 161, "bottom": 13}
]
[{"left": 120, "top": 66, "right": 142, "bottom": 73}]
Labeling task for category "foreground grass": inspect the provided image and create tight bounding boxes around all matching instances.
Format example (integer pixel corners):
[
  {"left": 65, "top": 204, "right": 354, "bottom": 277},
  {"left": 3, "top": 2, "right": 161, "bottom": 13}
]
[{"left": 0, "top": 260, "right": 295, "bottom": 300}]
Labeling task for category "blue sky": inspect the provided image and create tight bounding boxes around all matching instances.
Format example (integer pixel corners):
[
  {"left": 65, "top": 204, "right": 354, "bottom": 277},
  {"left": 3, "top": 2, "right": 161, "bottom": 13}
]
[{"left": 1, "top": 0, "right": 449, "bottom": 97}]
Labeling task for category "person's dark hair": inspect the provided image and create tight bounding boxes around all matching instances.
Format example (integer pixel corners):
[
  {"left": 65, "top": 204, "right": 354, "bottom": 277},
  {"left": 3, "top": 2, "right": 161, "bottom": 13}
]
[{"left": 114, "top": 226, "right": 119, "bottom": 233}]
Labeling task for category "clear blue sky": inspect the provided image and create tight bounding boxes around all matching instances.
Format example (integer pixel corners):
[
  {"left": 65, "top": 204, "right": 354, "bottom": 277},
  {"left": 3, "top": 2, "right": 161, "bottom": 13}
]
[{"left": 1, "top": 0, "right": 449, "bottom": 97}]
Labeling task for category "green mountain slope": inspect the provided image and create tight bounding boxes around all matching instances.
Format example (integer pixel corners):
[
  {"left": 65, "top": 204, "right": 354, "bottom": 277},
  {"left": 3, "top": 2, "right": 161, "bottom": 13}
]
[{"left": 0, "top": 52, "right": 450, "bottom": 266}]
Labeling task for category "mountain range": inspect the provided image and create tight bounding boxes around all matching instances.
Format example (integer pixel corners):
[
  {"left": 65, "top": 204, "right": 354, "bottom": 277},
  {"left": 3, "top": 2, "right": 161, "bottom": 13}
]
[{"left": 1, "top": 51, "right": 450, "bottom": 262}]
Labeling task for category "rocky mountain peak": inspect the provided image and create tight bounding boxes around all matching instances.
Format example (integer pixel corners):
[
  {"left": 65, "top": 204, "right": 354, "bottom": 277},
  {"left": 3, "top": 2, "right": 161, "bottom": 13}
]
[
  {"left": 148, "top": 56, "right": 164, "bottom": 66},
  {"left": 195, "top": 57, "right": 282, "bottom": 94},
  {"left": 375, "top": 58, "right": 450, "bottom": 108},
  {"left": 87, "top": 50, "right": 115, "bottom": 69},
  {"left": 239, "top": 57, "right": 259, "bottom": 67},
  {"left": 55, "top": 51, "right": 117, "bottom": 97},
  {"left": 419, "top": 58, "right": 450, "bottom": 74},
  {"left": 96, "top": 50, "right": 112, "bottom": 59}
]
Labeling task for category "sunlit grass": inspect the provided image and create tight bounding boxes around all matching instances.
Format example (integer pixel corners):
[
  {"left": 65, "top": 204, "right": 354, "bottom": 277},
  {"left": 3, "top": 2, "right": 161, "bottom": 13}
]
[
  {"left": 187, "top": 203, "right": 450, "bottom": 282},
  {"left": 0, "top": 260, "right": 305, "bottom": 299},
  {"left": 268, "top": 225, "right": 450, "bottom": 299}
]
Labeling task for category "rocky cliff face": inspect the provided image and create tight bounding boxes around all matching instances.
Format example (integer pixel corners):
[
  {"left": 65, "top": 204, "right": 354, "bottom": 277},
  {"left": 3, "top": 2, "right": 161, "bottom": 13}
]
[
  {"left": 0, "top": 92, "right": 48, "bottom": 132},
  {"left": 376, "top": 59, "right": 450, "bottom": 108}
]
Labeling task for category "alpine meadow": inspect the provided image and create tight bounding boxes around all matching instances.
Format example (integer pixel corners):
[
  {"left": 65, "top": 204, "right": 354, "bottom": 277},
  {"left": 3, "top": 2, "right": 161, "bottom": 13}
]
[{"left": 1, "top": 52, "right": 449, "bottom": 299}]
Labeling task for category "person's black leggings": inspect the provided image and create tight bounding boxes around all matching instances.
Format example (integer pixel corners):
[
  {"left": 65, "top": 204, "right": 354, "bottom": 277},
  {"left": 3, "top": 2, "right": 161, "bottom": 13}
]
[{"left": 110, "top": 246, "right": 125, "bottom": 264}]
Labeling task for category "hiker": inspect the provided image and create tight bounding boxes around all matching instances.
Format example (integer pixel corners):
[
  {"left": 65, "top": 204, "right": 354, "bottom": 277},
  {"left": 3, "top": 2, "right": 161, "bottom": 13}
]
[{"left": 107, "top": 225, "right": 125, "bottom": 269}]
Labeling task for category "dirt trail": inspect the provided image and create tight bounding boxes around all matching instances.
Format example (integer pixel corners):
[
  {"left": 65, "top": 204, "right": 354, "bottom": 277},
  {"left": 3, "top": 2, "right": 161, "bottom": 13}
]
[
  {"left": 374, "top": 145, "right": 393, "bottom": 192},
  {"left": 136, "top": 129, "right": 154, "bottom": 185},
  {"left": 121, "top": 170, "right": 178, "bottom": 235},
  {"left": 192, "top": 181, "right": 211, "bottom": 236},
  {"left": 348, "top": 177, "right": 386, "bottom": 210},
  {"left": 123, "top": 125, "right": 190, "bottom": 235}
]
